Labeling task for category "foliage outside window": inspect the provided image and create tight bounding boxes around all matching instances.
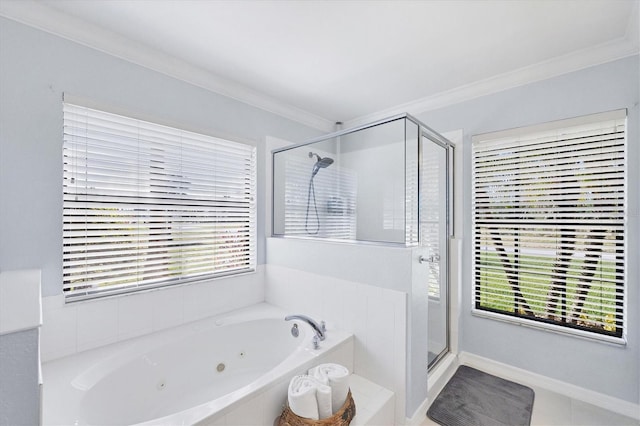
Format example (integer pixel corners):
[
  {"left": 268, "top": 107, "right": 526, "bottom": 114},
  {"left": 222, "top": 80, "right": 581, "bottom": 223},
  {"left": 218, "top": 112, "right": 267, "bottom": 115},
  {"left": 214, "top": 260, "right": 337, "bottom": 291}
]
[
  {"left": 63, "top": 103, "right": 256, "bottom": 301},
  {"left": 472, "top": 110, "right": 626, "bottom": 342}
]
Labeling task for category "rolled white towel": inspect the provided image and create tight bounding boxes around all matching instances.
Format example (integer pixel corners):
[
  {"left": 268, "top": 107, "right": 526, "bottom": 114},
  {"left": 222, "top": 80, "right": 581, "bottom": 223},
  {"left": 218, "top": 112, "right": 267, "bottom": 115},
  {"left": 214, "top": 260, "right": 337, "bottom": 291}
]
[
  {"left": 308, "top": 363, "right": 350, "bottom": 414},
  {"left": 315, "top": 378, "right": 333, "bottom": 419},
  {"left": 287, "top": 375, "right": 332, "bottom": 420},
  {"left": 287, "top": 375, "right": 319, "bottom": 420}
]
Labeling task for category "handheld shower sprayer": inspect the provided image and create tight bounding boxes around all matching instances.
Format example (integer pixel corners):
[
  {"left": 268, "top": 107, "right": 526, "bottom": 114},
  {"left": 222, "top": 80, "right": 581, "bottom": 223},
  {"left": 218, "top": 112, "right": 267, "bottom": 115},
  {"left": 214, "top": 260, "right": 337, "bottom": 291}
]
[
  {"left": 306, "top": 152, "right": 335, "bottom": 234},
  {"left": 309, "top": 152, "right": 334, "bottom": 177}
]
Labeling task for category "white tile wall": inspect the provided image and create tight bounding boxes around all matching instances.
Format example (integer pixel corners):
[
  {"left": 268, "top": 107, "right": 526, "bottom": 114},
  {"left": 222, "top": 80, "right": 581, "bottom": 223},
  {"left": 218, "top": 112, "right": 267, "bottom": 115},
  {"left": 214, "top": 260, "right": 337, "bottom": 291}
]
[
  {"left": 183, "top": 279, "right": 217, "bottom": 324},
  {"left": 40, "top": 267, "right": 265, "bottom": 362},
  {"left": 350, "top": 374, "right": 396, "bottom": 426},
  {"left": 41, "top": 295, "right": 76, "bottom": 360},
  {"left": 117, "top": 293, "right": 153, "bottom": 341},
  {"left": 150, "top": 285, "right": 185, "bottom": 331},
  {"left": 0, "top": 270, "right": 42, "bottom": 335},
  {"left": 76, "top": 297, "right": 119, "bottom": 352},
  {"left": 265, "top": 264, "right": 407, "bottom": 425}
]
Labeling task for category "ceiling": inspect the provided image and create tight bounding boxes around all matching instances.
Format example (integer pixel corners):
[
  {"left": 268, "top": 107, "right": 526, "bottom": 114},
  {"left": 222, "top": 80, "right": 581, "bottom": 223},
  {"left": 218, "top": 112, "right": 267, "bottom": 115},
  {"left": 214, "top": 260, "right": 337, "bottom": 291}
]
[{"left": 1, "top": 0, "right": 638, "bottom": 130}]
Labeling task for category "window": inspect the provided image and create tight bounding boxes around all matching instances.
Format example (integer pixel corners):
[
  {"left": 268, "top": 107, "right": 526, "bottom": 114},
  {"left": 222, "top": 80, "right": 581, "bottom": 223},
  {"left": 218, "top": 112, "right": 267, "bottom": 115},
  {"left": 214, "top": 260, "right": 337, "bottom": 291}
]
[
  {"left": 472, "top": 110, "right": 626, "bottom": 342},
  {"left": 63, "top": 103, "right": 256, "bottom": 301}
]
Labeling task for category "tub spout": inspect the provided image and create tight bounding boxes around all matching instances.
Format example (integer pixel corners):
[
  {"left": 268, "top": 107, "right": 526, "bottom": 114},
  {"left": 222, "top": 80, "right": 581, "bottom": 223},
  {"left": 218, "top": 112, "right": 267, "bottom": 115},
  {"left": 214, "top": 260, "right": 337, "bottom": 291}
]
[{"left": 285, "top": 314, "right": 326, "bottom": 341}]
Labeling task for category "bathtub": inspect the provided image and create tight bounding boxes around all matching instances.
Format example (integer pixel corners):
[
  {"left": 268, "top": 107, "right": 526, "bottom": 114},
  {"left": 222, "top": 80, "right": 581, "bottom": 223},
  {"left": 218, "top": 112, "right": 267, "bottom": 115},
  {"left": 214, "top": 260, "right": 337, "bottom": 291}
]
[{"left": 42, "top": 303, "right": 354, "bottom": 425}]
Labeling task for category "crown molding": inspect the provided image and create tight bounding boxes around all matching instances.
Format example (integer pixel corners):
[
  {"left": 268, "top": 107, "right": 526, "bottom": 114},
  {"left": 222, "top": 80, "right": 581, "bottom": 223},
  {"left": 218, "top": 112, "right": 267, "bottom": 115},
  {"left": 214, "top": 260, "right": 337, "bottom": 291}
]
[
  {"left": 0, "top": 0, "right": 335, "bottom": 133},
  {"left": 345, "top": 31, "right": 639, "bottom": 129},
  {"left": 2, "top": 1, "right": 636, "bottom": 134}
]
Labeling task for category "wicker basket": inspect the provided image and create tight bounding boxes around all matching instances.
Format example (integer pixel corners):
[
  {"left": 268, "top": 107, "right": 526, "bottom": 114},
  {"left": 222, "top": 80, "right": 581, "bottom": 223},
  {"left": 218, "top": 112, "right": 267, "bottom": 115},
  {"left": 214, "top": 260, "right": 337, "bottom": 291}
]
[{"left": 275, "top": 390, "right": 356, "bottom": 426}]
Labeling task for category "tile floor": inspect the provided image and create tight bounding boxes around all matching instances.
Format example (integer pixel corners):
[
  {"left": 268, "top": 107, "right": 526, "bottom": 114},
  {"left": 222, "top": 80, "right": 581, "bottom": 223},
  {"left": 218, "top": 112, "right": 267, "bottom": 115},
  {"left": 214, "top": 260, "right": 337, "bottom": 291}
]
[{"left": 421, "top": 382, "right": 639, "bottom": 426}]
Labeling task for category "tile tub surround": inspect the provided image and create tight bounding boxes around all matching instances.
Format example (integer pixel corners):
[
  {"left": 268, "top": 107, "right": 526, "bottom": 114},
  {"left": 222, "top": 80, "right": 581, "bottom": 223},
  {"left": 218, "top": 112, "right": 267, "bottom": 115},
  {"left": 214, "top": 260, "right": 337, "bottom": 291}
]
[
  {"left": 0, "top": 269, "right": 42, "bottom": 335},
  {"left": 40, "top": 266, "right": 265, "bottom": 362},
  {"left": 265, "top": 264, "right": 408, "bottom": 425},
  {"left": 41, "top": 260, "right": 408, "bottom": 423},
  {"left": 349, "top": 374, "right": 396, "bottom": 426},
  {"left": 43, "top": 303, "right": 354, "bottom": 426}
]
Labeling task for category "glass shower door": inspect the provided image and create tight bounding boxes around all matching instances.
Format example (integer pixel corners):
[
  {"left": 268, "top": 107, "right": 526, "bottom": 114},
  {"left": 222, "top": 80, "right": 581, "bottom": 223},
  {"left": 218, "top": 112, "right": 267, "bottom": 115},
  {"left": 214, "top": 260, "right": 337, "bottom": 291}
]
[{"left": 421, "top": 135, "right": 450, "bottom": 370}]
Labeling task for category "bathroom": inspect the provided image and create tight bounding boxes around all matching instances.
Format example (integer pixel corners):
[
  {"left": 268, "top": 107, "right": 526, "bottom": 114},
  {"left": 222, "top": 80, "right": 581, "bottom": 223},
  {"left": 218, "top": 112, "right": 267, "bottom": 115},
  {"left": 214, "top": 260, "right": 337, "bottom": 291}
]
[{"left": 0, "top": 1, "right": 638, "bottom": 425}]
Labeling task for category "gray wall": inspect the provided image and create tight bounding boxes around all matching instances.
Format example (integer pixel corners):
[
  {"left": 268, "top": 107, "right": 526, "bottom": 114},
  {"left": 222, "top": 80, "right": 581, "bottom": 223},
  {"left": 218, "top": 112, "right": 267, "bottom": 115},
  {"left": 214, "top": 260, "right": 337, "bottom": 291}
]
[
  {"left": 0, "top": 329, "right": 40, "bottom": 426},
  {"left": 415, "top": 55, "right": 640, "bottom": 404},
  {"left": 0, "top": 17, "right": 320, "bottom": 297}
]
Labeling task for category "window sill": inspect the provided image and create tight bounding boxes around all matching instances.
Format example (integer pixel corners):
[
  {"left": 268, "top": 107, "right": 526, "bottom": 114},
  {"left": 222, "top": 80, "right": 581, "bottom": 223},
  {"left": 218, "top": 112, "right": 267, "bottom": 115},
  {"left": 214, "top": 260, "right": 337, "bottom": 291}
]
[
  {"left": 64, "top": 268, "right": 257, "bottom": 304},
  {"left": 471, "top": 308, "right": 627, "bottom": 346}
]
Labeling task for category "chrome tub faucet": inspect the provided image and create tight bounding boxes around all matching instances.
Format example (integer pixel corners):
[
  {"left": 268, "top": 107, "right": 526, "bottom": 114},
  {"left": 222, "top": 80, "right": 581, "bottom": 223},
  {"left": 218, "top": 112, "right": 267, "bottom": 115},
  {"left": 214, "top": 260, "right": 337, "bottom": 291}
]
[{"left": 285, "top": 314, "right": 326, "bottom": 349}]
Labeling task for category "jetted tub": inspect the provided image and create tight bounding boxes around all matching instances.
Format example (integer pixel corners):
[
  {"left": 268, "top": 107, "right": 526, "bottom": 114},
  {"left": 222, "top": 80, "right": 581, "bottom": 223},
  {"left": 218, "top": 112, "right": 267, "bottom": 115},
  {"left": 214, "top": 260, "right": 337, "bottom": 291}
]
[{"left": 42, "top": 303, "right": 353, "bottom": 425}]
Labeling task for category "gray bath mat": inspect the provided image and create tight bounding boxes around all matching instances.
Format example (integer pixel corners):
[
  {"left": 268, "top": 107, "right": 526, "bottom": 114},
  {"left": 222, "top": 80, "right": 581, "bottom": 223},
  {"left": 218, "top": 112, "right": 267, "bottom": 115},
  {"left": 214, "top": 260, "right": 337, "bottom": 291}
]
[{"left": 427, "top": 365, "right": 535, "bottom": 426}]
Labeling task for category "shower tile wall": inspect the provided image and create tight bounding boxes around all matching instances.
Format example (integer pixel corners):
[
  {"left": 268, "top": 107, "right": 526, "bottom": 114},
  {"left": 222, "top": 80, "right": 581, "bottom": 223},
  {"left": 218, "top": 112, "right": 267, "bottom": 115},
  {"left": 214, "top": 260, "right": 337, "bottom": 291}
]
[
  {"left": 265, "top": 264, "right": 408, "bottom": 425},
  {"left": 40, "top": 267, "right": 265, "bottom": 362}
]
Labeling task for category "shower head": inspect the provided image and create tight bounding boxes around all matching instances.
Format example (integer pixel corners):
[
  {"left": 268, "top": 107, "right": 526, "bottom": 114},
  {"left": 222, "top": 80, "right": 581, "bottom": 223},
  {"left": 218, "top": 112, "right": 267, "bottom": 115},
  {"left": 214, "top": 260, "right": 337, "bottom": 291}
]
[
  {"left": 309, "top": 152, "right": 334, "bottom": 177},
  {"left": 316, "top": 156, "right": 334, "bottom": 168}
]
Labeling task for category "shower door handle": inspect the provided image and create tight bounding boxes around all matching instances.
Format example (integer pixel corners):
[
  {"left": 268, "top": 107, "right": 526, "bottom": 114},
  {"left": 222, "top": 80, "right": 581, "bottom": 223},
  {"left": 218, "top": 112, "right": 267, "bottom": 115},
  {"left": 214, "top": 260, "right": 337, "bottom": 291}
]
[{"left": 419, "top": 255, "right": 440, "bottom": 264}]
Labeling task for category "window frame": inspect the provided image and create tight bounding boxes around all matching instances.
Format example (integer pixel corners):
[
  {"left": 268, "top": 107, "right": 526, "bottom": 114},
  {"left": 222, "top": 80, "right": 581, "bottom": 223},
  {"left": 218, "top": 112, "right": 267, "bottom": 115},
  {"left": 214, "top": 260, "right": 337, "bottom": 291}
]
[
  {"left": 62, "top": 102, "right": 257, "bottom": 302},
  {"left": 471, "top": 110, "right": 627, "bottom": 344}
]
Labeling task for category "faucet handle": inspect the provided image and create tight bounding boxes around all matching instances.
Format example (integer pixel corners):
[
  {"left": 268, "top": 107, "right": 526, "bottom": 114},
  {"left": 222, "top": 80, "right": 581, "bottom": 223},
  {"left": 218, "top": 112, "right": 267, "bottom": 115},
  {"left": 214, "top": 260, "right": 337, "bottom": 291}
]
[
  {"left": 312, "top": 335, "right": 319, "bottom": 350},
  {"left": 320, "top": 320, "right": 326, "bottom": 333}
]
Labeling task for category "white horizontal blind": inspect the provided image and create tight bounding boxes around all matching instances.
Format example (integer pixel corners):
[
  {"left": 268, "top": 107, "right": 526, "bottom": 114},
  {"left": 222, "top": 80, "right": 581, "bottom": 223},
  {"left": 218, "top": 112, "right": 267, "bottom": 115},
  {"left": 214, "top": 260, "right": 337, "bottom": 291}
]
[
  {"left": 472, "top": 110, "right": 626, "bottom": 340},
  {"left": 63, "top": 103, "right": 256, "bottom": 301},
  {"left": 283, "top": 155, "right": 357, "bottom": 239},
  {"left": 421, "top": 150, "right": 441, "bottom": 298},
  {"left": 405, "top": 155, "right": 420, "bottom": 246}
]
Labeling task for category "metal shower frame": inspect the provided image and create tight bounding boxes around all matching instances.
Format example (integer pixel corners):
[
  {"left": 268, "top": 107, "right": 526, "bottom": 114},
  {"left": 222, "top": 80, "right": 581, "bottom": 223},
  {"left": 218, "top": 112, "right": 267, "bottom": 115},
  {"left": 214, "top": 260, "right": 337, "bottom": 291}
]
[{"left": 271, "top": 112, "right": 455, "bottom": 246}]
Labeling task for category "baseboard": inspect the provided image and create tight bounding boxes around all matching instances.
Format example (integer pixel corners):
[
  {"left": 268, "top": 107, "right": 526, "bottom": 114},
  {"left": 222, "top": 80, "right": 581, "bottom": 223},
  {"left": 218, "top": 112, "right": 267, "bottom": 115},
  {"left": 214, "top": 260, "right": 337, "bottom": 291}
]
[{"left": 458, "top": 351, "right": 640, "bottom": 421}]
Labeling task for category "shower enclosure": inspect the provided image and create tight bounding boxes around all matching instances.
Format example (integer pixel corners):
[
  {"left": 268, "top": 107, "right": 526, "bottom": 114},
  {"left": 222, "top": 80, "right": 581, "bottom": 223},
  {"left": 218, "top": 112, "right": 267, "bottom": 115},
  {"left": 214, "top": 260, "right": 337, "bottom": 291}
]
[
  {"left": 271, "top": 113, "right": 454, "bottom": 406},
  {"left": 272, "top": 113, "right": 452, "bottom": 246}
]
